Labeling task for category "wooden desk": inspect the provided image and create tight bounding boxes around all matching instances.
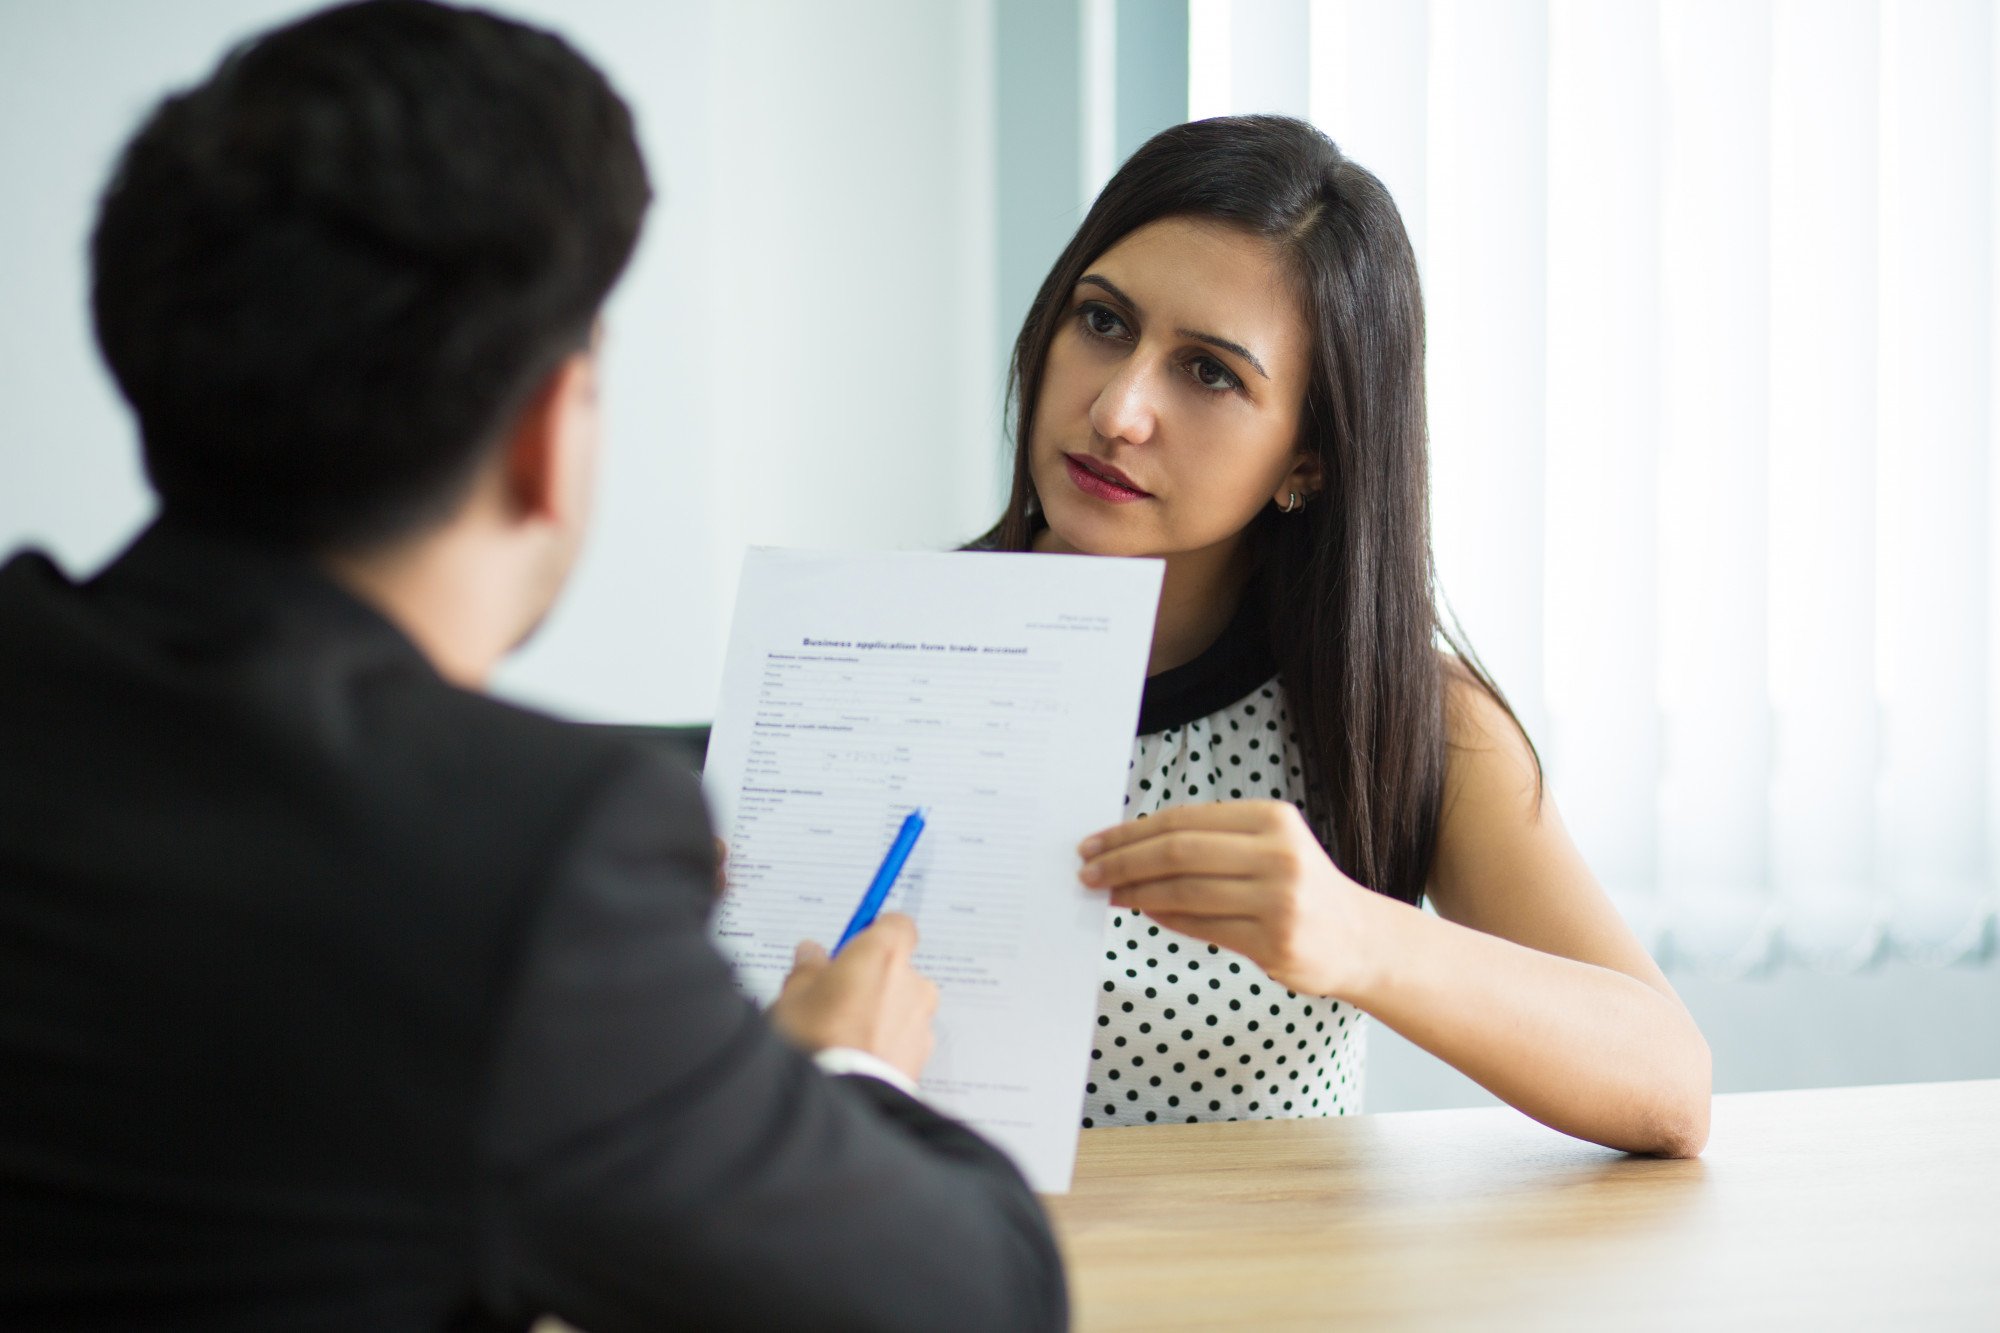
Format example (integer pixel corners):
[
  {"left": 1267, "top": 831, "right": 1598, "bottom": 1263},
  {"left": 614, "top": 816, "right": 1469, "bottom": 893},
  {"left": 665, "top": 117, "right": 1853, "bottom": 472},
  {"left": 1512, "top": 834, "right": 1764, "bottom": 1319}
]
[{"left": 1047, "top": 1079, "right": 1999, "bottom": 1330}]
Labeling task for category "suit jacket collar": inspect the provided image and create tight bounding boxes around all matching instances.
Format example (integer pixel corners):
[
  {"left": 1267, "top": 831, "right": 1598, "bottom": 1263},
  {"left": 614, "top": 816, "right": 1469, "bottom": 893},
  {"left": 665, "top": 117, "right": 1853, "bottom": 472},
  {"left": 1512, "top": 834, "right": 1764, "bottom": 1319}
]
[{"left": 85, "top": 517, "right": 434, "bottom": 676}]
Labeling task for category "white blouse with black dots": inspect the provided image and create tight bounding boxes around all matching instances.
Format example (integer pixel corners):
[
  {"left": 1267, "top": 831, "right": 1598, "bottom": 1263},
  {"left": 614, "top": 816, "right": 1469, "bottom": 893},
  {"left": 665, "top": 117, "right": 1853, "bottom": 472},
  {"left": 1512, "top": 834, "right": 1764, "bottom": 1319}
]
[{"left": 1082, "top": 679, "right": 1367, "bottom": 1129}]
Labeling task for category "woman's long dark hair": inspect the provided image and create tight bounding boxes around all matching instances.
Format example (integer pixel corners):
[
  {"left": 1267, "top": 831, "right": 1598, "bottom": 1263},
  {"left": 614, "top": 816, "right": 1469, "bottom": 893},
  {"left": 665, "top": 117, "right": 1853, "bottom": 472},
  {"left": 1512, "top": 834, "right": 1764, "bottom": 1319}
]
[{"left": 977, "top": 115, "right": 1533, "bottom": 907}]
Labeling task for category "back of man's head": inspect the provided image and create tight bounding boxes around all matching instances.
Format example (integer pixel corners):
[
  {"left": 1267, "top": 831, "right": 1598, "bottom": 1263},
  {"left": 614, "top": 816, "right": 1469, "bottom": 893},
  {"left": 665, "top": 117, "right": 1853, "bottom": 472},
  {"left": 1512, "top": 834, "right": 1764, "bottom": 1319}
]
[{"left": 91, "top": 0, "right": 651, "bottom": 552}]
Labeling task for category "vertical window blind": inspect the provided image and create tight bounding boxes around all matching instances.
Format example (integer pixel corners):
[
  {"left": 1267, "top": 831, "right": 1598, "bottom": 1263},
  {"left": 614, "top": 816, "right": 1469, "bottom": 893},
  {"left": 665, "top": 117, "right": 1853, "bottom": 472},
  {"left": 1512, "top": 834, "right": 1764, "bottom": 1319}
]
[{"left": 1183, "top": 0, "right": 1998, "bottom": 974}]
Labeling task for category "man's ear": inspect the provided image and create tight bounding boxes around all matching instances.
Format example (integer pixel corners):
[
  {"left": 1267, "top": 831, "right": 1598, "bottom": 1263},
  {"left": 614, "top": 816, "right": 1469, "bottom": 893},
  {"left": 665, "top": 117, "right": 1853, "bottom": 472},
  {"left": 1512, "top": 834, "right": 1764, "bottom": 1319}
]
[{"left": 500, "top": 351, "right": 595, "bottom": 524}]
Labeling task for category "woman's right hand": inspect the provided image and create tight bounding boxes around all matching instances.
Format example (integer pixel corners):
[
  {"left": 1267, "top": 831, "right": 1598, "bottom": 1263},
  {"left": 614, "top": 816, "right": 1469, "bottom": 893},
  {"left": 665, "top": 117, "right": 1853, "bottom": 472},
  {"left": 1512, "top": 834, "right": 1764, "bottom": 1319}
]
[
  {"left": 1078, "top": 799, "right": 1375, "bottom": 1000},
  {"left": 767, "top": 912, "right": 939, "bottom": 1082}
]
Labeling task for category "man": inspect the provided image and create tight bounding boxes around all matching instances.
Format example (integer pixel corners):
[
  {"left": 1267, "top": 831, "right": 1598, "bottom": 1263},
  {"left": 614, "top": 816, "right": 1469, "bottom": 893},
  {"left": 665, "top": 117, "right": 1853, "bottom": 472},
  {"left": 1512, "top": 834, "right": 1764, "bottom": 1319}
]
[{"left": 0, "top": 2, "right": 1066, "bottom": 1328}]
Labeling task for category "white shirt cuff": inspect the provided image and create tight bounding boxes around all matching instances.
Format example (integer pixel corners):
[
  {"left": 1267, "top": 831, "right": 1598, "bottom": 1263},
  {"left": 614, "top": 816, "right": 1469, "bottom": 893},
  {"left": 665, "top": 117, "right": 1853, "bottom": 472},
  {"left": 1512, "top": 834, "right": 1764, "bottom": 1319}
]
[{"left": 812, "top": 1046, "right": 921, "bottom": 1099}]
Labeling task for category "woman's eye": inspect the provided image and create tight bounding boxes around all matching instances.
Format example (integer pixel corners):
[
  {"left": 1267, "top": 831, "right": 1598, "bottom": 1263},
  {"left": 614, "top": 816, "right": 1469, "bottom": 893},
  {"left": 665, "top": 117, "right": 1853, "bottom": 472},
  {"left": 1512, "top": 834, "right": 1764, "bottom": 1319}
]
[
  {"left": 1080, "top": 304, "right": 1129, "bottom": 339},
  {"left": 1190, "top": 356, "right": 1240, "bottom": 392}
]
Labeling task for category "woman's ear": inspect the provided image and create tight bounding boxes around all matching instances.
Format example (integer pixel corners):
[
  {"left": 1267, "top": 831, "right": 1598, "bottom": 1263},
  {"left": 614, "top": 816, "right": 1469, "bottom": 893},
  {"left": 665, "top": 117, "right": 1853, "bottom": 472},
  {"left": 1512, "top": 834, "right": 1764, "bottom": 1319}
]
[{"left": 1273, "top": 447, "right": 1326, "bottom": 508}]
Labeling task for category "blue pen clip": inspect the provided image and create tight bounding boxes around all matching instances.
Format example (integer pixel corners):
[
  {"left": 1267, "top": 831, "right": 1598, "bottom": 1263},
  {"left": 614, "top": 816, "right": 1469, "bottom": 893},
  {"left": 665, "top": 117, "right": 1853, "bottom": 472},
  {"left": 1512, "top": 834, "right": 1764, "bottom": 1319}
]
[{"left": 832, "top": 808, "right": 926, "bottom": 955}]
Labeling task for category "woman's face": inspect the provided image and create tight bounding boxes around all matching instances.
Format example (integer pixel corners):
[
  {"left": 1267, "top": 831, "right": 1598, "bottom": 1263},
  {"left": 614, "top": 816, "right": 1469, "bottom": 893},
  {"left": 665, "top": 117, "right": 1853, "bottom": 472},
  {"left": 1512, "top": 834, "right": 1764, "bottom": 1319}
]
[{"left": 1028, "top": 216, "right": 1317, "bottom": 563}]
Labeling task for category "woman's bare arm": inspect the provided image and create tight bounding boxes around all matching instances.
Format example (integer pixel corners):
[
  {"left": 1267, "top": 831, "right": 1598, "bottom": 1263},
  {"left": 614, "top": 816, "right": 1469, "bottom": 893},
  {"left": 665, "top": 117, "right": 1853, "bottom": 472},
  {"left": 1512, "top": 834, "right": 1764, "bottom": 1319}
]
[
  {"left": 1347, "top": 676, "right": 1710, "bottom": 1155},
  {"left": 1077, "top": 676, "right": 1711, "bottom": 1156}
]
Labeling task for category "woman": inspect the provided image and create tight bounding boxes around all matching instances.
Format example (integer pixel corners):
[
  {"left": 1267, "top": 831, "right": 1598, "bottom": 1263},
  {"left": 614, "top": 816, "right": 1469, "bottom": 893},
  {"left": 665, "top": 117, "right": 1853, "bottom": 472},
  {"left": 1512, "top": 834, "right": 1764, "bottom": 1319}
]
[{"left": 977, "top": 115, "right": 1710, "bottom": 1155}]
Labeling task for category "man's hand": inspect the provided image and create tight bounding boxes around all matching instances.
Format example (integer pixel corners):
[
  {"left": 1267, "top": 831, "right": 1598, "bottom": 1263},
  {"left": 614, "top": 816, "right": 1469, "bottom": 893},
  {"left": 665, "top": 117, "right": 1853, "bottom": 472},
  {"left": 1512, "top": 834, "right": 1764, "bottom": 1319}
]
[{"left": 767, "top": 912, "right": 938, "bottom": 1082}]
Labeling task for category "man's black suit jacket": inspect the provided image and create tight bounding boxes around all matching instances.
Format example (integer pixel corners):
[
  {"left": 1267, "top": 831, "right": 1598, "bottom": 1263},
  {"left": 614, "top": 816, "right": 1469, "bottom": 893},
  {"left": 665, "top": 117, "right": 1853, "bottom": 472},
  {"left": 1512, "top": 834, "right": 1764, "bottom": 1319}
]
[{"left": 0, "top": 522, "right": 1065, "bottom": 1331}]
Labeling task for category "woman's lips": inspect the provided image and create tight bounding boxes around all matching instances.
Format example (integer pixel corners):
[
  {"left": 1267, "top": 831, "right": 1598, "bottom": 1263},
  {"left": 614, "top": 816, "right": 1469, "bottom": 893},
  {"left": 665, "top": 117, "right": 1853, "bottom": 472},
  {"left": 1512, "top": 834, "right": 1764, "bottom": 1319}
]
[{"left": 1063, "top": 453, "right": 1151, "bottom": 503}]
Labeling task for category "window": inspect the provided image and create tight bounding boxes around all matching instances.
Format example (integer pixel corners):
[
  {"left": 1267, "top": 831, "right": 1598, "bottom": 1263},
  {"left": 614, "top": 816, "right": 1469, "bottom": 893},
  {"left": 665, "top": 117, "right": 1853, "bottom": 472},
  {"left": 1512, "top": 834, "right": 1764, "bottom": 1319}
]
[{"left": 1190, "top": 0, "right": 1998, "bottom": 973}]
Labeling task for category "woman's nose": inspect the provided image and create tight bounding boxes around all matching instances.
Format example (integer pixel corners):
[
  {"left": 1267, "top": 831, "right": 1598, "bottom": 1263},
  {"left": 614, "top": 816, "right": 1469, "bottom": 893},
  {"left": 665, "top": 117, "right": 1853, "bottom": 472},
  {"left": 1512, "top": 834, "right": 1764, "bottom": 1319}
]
[{"left": 1087, "top": 358, "right": 1158, "bottom": 447}]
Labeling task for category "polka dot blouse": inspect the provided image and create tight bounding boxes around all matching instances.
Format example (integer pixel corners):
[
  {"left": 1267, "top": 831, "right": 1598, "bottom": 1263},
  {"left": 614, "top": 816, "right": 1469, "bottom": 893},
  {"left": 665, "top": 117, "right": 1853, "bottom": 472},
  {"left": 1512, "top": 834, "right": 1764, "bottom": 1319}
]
[{"left": 1082, "top": 598, "right": 1366, "bottom": 1129}]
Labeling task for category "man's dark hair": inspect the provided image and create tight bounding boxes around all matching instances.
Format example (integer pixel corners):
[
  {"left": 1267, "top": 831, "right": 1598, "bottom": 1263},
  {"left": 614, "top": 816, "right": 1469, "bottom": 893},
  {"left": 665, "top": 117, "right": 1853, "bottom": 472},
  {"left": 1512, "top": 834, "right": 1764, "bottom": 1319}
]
[{"left": 90, "top": 0, "right": 651, "bottom": 549}]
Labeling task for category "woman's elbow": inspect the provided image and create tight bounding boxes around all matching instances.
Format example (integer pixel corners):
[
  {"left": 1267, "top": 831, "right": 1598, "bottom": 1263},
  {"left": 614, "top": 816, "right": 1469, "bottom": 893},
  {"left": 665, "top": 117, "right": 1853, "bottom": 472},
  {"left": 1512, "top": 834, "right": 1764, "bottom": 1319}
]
[
  {"left": 1653, "top": 1104, "right": 1709, "bottom": 1158},
  {"left": 1652, "top": 1031, "right": 1713, "bottom": 1158}
]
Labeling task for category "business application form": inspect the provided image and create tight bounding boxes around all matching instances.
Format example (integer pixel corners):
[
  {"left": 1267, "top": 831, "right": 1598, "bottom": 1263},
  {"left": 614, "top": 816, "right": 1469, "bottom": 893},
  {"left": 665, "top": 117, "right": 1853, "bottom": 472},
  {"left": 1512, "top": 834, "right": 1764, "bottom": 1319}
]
[{"left": 703, "top": 547, "right": 1161, "bottom": 1191}]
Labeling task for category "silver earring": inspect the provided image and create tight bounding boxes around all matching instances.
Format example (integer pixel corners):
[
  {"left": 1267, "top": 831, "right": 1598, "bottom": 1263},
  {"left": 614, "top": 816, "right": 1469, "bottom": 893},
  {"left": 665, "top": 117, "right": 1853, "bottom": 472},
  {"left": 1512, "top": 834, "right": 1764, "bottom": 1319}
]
[{"left": 1282, "top": 491, "right": 1302, "bottom": 514}]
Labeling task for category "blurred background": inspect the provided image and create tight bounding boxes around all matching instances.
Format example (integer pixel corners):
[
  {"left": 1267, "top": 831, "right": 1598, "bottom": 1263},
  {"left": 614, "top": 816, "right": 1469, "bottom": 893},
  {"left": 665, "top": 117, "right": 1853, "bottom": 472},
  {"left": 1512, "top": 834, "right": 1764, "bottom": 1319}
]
[{"left": 3, "top": 0, "right": 1996, "bottom": 1111}]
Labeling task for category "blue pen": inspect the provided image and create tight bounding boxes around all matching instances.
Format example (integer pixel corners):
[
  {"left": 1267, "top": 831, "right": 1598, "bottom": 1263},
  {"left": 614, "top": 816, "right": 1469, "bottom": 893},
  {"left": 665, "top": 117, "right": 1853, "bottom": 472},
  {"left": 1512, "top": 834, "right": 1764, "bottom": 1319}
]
[{"left": 832, "top": 808, "right": 926, "bottom": 955}]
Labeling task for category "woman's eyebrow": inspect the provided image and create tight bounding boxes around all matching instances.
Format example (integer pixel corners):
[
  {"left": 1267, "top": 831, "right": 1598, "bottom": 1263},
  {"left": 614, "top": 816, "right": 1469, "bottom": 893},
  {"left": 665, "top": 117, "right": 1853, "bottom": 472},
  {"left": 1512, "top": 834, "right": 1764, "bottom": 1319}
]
[
  {"left": 1076, "top": 273, "right": 1270, "bottom": 380},
  {"left": 1178, "top": 327, "right": 1269, "bottom": 380}
]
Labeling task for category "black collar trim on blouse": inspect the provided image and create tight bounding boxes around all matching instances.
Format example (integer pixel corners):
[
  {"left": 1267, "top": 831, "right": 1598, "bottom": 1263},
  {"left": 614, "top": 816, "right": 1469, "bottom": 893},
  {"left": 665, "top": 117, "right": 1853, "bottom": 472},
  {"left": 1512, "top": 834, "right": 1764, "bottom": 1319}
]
[{"left": 1136, "top": 587, "right": 1276, "bottom": 736}]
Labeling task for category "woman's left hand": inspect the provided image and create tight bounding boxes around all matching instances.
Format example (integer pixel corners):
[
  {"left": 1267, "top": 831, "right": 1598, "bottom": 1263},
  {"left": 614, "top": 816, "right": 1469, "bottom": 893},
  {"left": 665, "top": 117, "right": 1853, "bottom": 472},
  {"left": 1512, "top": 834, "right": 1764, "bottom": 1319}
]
[{"left": 1077, "top": 800, "right": 1374, "bottom": 998}]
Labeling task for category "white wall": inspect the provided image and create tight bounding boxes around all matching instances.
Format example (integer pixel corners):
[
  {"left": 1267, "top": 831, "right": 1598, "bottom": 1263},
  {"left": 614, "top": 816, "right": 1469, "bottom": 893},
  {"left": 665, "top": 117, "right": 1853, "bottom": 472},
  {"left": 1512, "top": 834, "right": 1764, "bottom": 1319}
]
[{"left": 0, "top": 0, "right": 1004, "bottom": 724}]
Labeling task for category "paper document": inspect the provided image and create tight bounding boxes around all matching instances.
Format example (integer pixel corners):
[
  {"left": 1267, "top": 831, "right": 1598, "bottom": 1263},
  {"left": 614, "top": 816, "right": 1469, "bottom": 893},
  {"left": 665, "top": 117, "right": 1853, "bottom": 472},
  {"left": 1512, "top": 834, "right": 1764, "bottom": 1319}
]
[{"left": 703, "top": 547, "right": 1162, "bottom": 1191}]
